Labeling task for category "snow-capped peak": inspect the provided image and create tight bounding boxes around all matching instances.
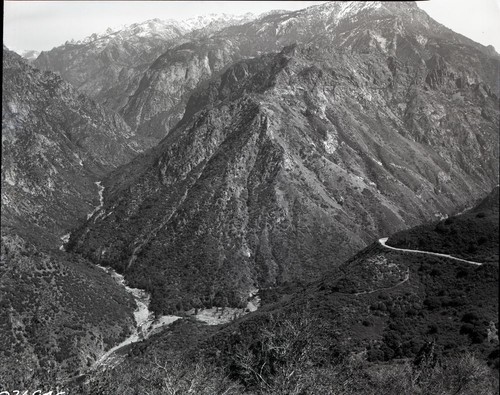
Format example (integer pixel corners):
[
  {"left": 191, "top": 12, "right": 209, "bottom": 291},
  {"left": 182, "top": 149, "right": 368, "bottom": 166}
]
[
  {"left": 68, "top": 13, "right": 256, "bottom": 48},
  {"left": 312, "top": 1, "right": 383, "bottom": 19},
  {"left": 336, "top": 1, "right": 382, "bottom": 19},
  {"left": 177, "top": 12, "right": 255, "bottom": 31}
]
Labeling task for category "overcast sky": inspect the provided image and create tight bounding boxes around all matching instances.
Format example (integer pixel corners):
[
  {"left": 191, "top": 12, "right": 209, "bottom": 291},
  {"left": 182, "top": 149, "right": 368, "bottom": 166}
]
[{"left": 3, "top": 1, "right": 500, "bottom": 53}]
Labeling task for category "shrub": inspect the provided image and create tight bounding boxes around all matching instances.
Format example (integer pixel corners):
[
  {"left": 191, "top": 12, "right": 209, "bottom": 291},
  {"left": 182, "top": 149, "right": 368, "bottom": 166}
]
[
  {"left": 362, "top": 319, "right": 373, "bottom": 327},
  {"left": 462, "top": 312, "right": 480, "bottom": 324},
  {"left": 428, "top": 324, "right": 439, "bottom": 334}
]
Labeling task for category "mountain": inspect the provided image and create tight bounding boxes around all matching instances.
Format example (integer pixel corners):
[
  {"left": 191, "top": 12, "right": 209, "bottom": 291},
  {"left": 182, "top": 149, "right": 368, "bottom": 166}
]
[
  {"left": 77, "top": 187, "right": 499, "bottom": 395},
  {"left": 1, "top": 47, "right": 138, "bottom": 387},
  {"left": 33, "top": 19, "right": 187, "bottom": 116},
  {"left": 32, "top": 14, "right": 257, "bottom": 148},
  {"left": 3, "top": 2, "right": 499, "bottom": 390},
  {"left": 178, "top": 12, "right": 255, "bottom": 34},
  {"left": 68, "top": 25, "right": 498, "bottom": 318},
  {"left": 2, "top": 46, "right": 138, "bottom": 246},
  {"left": 116, "top": 0, "right": 500, "bottom": 146},
  {"left": 197, "top": 186, "right": 499, "bottom": 393}
]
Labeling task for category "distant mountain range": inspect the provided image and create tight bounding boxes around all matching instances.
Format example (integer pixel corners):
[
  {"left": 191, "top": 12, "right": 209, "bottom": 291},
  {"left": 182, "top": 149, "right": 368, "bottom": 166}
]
[
  {"left": 31, "top": 13, "right": 255, "bottom": 147},
  {"left": 19, "top": 49, "right": 40, "bottom": 62},
  {"left": 33, "top": 2, "right": 500, "bottom": 150}
]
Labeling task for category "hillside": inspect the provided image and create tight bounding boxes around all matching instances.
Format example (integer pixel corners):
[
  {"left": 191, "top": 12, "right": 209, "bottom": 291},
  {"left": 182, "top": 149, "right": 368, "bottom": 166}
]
[
  {"left": 387, "top": 187, "right": 499, "bottom": 263},
  {"left": 1, "top": 47, "right": 138, "bottom": 388},
  {"left": 68, "top": 31, "right": 498, "bottom": 316},
  {"left": 2, "top": 2, "right": 499, "bottom": 391},
  {"left": 0, "top": 234, "right": 136, "bottom": 388},
  {"left": 2, "top": 46, "right": 137, "bottom": 247},
  {"left": 76, "top": 187, "right": 499, "bottom": 394}
]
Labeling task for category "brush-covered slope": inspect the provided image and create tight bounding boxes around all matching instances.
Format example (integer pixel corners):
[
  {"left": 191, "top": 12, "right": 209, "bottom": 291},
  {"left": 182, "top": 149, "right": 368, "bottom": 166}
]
[
  {"left": 69, "top": 40, "right": 498, "bottom": 315},
  {"left": 388, "top": 186, "right": 499, "bottom": 263},
  {"left": 1, "top": 47, "right": 137, "bottom": 388},
  {"left": 199, "top": 225, "right": 498, "bottom": 393},
  {"left": 2, "top": 46, "right": 137, "bottom": 247},
  {"left": 119, "top": 0, "right": 500, "bottom": 146},
  {"left": 0, "top": 234, "right": 135, "bottom": 389},
  {"left": 77, "top": 187, "right": 499, "bottom": 395}
]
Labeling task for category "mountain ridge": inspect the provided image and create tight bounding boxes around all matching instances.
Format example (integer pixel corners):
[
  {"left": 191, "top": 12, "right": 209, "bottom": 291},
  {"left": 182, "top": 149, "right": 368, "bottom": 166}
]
[
  {"left": 69, "top": 34, "right": 498, "bottom": 314},
  {"left": 115, "top": 0, "right": 500, "bottom": 146}
]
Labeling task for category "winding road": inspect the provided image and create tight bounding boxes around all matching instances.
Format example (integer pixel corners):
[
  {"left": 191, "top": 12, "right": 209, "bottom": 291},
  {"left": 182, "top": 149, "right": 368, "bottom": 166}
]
[
  {"left": 352, "top": 237, "right": 485, "bottom": 297},
  {"left": 378, "top": 237, "right": 484, "bottom": 266}
]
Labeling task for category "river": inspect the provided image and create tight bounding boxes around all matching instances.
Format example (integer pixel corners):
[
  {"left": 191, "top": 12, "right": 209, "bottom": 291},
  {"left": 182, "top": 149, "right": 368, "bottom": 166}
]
[{"left": 59, "top": 179, "right": 260, "bottom": 370}]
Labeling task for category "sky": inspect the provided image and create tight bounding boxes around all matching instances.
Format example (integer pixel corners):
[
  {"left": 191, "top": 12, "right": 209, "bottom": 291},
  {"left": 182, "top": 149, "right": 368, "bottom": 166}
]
[{"left": 3, "top": 1, "right": 500, "bottom": 53}]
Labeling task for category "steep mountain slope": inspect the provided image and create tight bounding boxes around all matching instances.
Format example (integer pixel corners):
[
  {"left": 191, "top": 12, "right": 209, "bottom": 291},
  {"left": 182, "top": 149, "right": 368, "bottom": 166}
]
[
  {"left": 69, "top": 38, "right": 498, "bottom": 315},
  {"left": 1, "top": 47, "right": 138, "bottom": 388},
  {"left": 119, "top": 1, "right": 500, "bottom": 146},
  {"left": 0, "top": 234, "right": 136, "bottom": 388},
  {"left": 198, "top": 191, "right": 499, "bottom": 391},
  {"left": 33, "top": 14, "right": 256, "bottom": 131},
  {"left": 2, "top": 46, "right": 137, "bottom": 246},
  {"left": 77, "top": 187, "right": 499, "bottom": 395},
  {"left": 33, "top": 19, "right": 186, "bottom": 115}
]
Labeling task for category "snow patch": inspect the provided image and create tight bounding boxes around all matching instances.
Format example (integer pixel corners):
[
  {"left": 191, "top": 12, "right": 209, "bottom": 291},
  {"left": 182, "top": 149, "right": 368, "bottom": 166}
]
[
  {"left": 4, "top": 169, "right": 16, "bottom": 186},
  {"left": 337, "top": 1, "right": 382, "bottom": 20},
  {"left": 371, "top": 31, "right": 387, "bottom": 51},
  {"left": 7, "top": 102, "right": 18, "bottom": 114}
]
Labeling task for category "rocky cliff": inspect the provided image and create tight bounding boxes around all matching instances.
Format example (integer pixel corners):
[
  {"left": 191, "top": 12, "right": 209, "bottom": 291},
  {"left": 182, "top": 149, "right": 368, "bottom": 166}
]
[{"left": 69, "top": 36, "right": 498, "bottom": 314}]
